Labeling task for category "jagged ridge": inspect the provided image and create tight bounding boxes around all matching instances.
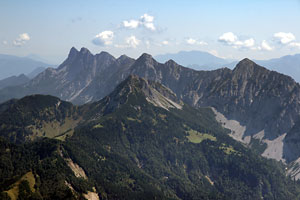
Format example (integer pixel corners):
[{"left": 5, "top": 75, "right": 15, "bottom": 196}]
[{"left": 2, "top": 47, "right": 300, "bottom": 169}]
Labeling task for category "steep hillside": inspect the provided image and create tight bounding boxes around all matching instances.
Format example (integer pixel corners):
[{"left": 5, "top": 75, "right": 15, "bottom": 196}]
[
  {"left": 2, "top": 48, "right": 300, "bottom": 173},
  {"left": 0, "top": 95, "right": 80, "bottom": 144},
  {"left": 1, "top": 76, "right": 300, "bottom": 199},
  {"left": 0, "top": 48, "right": 135, "bottom": 104}
]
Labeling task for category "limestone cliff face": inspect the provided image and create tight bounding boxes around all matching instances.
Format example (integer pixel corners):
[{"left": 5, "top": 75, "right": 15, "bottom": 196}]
[
  {"left": 197, "top": 59, "right": 300, "bottom": 140},
  {"left": 116, "top": 56, "right": 300, "bottom": 142},
  {"left": 2, "top": 48, "right": 300, "bottom": 166},
  {"left": 0, "top": 47, "right": 135, "bottom": 104}
]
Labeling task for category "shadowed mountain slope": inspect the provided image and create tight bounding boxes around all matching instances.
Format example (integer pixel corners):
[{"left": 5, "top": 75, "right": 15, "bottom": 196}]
[
  {"left": 2, "top": 48, "right": 300, "bottom": 172},
  {"left": 1, "top": 76, "right": 300, "bottom": 199}
]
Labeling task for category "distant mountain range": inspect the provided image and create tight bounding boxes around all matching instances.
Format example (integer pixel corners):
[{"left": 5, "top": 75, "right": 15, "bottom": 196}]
[
  {"left": 0, "top": 54, "right": 53, "bottom": 80},
  {"left": 0, "top": 67, "right": 46, "bottom": 89},
  {"left": 2, "top": 50, "right": 300, "bottom": 83},
  {"left": 0, "top": 74, "right": 30, "bottom": 90},
  {"left": 1, "top": 76, "right": 300, "bottom": 199},
  {"left": 154, "top": 50, "right": 234, "bottom": 70},
  {"left": 155, "top": 51, "right": 300, "bottom": 82},
  {"left": 255, "top": 54, "right": 300, "bottom": 82},
  {"left": 26, "top": 66, "right": 46, "bottom": 79}
]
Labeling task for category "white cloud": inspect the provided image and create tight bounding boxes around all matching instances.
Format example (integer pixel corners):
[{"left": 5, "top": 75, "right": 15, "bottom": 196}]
[
  {"left": 186, "top": 38, "right": 197, "bottom": 45},
  {"left": 123, "top": 20, "right": 139, "bottom": 29},
  {"left": 162, "top": 40, "right": 169, "bottom": 45},
  {"left": 243, "top": 38, "right": 255, "bottom": 48},
  {"left": 274, "top": 32, "right": 295, "bottom": 44},
  {"left": 122, "top": 13, "right": 156, "bottom": 31},
  {"left": 92, "top": 31, "right": 114, "bottom": 46},
  {"left": 126, "top": 36, "right": 140, "bottom": 48},
  {"left": 218, "top": 32, "right": 237, "bottom": 45},
  {"left": 19, "top": 33, "right": 30, "bottom": 41},
  {"left": 289, "top": 42, "right": 300, "bottom": 48},
  {"left": 261, "top": 40, "right": 273, "bottom": 51},
  {"left": 115, "top": 35, "right": 140, "bottom": 48},
  {"left": 140, "top": 13, "right": 154, "bottom": 23},
  {"left": 186, "top": 38, "right": 207, "bottom": 45},
  {"left": 13, "top": 33, "right": 30, "bottom": 46},
  {"left": 140, "top": 14, "right": 155, "bottom": 31},
  {"left": 144, "top": 22, "right": 156, "bottom": 31},
  {"left": 218, "top": 32, "right": 255, "bottom": 49}
]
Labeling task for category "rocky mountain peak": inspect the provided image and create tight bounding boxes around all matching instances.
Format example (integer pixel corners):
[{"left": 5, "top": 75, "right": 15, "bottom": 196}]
[
  {"left": 58, "top": 47, "right": 93, "bottom": 70},
  {"left": 136, "top": 53, "right": 155, "bottom": 64},
  {"left": 238, "top": 58, "right": 254, "bottom": 65},
  {"left": 96, "top": 51, "right": 114, "bottom": 59},
  {"left": 130, "top": 53, "right": 159, "bottom": 74},
  {"left": 117, "top": 54, "right": 135, "bottom": 64},
  {"left": 233, "top": 58, "right": 268, "bottom": 79},
  {"left": 79, "top": 47, "right": 92, "bottom": 55},
  {"left": 165, "top": 59, "right": 178, "bottom": 66},
  {"left": 234, "top": 58, "right": 258, "bottom": 71},
  {"left": 67, "top": 47, "right": 79, "bottom": 60},
  {"left": 139, "top": 53, "right": 153, "bottom": 59},
  {"left": 102, "top": 75, "right": 182, "bottom": 112},
  {"left": 95, "top": 51, "right": 116, "bottom": 65}
]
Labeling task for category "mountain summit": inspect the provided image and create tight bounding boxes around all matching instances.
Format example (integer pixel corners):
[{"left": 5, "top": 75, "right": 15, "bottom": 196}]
[
  {"left": 232, "top": 58, "right": 269, "bottom": 79},
  {"left": 1, "top": 75, "right": 300, "bottom": 199},
  {"left": 3, "top": 48, "right": 300, "bottom": 174},
  {"left": 100, "top": 75, "right": 182, "bottom": 114}
]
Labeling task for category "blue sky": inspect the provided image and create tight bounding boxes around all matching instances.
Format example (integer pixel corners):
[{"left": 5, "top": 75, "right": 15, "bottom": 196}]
[{"left": 1, "top": 0, "right": 300, "bottom": 64}]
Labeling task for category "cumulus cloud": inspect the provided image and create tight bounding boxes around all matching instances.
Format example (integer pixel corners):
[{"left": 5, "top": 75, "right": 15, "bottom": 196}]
[
  {"left": 123, "top": 20, "right": 139, "bottom": 29},
  {"left": 274, "top": 32, "right": 295, "bottom": 44},
  {"left": 260, "top": 40, "right": 273, "bottom": 51},
  {"left": 289, "top": 42, "right": 300, "bottom": 48},
  {"left": 186, "top": 38, "right": 207, "bottom": 45},
  {"left": 13, "top": 33, "right": 30, "bottom": 46},
  {"left": 126, "top": 36, "right": 140, "bottom": 48},
  {"left": 92, "top": 31, "right": 114, "bottom": 46},
  {"left": 122, "top": 13, "right": 156, "bottom": 31},
  {"left": 115, "top": 35, "right": 140, "bottom": 48},
  {"left": 218, "top": 32, "right": 237, "bottom": 45},
  {"left": 242, "top": 38, "right": 255, "bottom": 48},
  {"left": 140, "top": 14, "right": 155, "bottom": 31},
  {"left": 218, "top": 32, "right": 255, "bottom": 49}
]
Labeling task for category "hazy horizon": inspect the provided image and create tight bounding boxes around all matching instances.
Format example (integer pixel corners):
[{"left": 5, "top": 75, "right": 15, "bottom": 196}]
[{"left": 1, "top": 0, "right": 300, "bottom": 64}]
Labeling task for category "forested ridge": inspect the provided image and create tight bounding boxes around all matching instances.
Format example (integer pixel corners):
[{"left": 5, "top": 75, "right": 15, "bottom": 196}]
[{"left": 1, "top": 76, "right": 300, "bottom": 199}]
